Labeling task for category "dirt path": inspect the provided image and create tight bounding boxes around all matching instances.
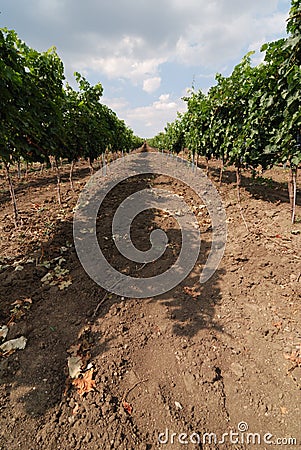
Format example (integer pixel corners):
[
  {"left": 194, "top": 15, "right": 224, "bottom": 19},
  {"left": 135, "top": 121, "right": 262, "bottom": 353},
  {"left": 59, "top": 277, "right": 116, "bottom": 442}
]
[{"left": 0, "top": 147, "right": 300, "bottom": 449}]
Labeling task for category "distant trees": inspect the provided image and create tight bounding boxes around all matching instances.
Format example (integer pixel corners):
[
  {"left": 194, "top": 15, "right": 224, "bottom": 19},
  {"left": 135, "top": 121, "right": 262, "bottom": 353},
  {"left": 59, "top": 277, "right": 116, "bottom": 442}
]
[
  {"left": 0, "top": 28, "right": 143, "bottom": 225},
  {"left": 150, "top": 0, "right": 301, "bottom": 222}
]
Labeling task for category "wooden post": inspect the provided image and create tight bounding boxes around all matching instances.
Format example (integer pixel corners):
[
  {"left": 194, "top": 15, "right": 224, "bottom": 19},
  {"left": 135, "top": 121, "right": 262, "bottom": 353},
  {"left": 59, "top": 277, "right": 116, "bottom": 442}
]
[
  {"left": 288, "top": 165, "right": 297, "bottom": 224},
  {"left": 69, "top": 160, "right": 75, "bottom": 191},
  {"left": 55, "top": 158, "right": 62, "bottom": 206},
  {"left": 4, "top": 161, "right": 19, "bottom": 228},
  {"left": 236, "top": 165, "right": 241, "bottom": 203}
]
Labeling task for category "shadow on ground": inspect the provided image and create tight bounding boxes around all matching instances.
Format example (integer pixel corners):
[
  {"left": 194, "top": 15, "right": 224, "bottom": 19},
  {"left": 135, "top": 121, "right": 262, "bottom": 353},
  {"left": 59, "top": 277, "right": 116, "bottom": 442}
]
[{"left": 0, "top": 151, "right": 226, "bottom": 419}]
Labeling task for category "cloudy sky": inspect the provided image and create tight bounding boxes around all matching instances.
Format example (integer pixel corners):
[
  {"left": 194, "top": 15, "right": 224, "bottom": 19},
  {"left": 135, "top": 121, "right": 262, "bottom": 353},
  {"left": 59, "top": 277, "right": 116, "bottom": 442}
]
[{"left": 1, "top": 0, "right": 291, "bottom": 138}]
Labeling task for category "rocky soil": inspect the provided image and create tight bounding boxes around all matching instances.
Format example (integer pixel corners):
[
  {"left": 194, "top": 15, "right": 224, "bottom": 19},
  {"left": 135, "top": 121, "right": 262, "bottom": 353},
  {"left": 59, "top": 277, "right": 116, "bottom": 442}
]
[{"left": 0, "top": 147, "right": 300, "bottom": 449}]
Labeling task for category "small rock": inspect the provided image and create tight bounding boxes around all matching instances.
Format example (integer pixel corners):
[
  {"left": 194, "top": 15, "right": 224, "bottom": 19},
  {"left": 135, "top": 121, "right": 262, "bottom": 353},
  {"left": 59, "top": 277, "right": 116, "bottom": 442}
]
[
  {"left": 265, "top": 210, "right": 278, "bottom": 218},
  {"left": 230, "top": 362, "right": 244, "bottom": 378},
  {"left": 83, "top": 432, "right": 93, "bottom": 443},
  {"left": 201, "top": 364, "right": 216, "bottom": 383},
  {"left": 183, "top": 372, "right": 195, "bottom": 393},
  {"left": 141, "top": 334, "right": 148, "bottom": 342},
  {"left": 291, "top": 229, "right": 300, "bottom": 235}
]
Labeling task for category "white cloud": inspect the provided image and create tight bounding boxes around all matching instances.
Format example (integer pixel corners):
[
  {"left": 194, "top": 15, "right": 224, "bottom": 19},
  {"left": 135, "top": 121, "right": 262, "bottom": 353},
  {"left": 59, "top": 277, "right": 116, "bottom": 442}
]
[
  {"left": 174, "top": 8, "right": 288, "bottom": 68},
  {"left": 152, "top": 94, "right": 177, "bottom": 110},
  {"left": 103, "top": 93, "right": 184, "bottom": 137},
  {"left": 159, "top": 94, "right": 170, "bottom": 102},
  {"left": 143, "top": 77, "right": 161, "bottom": 93},
  {"left": 60, "top": 1, "right": 289, "bottom": 88},
  {"left": 73, "top": 54, "right": 165, "bottom": 86},
  {"left": 101, "top": 97, "right": 129, "bottom": 112},
  {"left": 5, "top": 0, "right": 290, "bottom": 82},
  {"left": 2, "top": 0, "right": 291, "bottom": 136},
  {"left": 6, "top": 0, "right": 289, "bottom": 77},
  {"left": 124, "top": 94, "right": 186, "bottom": 137}
]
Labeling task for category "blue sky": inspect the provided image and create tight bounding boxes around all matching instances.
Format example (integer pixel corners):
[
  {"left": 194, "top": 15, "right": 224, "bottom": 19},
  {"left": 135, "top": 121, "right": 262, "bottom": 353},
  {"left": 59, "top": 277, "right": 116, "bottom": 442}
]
[{"left": 1, "top": 0, "right": 291, "bottom": 138}]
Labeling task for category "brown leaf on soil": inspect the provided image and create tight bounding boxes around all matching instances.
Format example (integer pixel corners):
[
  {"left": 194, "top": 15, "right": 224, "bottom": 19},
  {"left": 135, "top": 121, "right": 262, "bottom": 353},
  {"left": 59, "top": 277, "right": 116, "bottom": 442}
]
[
  {"left": 11, "top": 310, "right": 25, "bottom": 320},
  {"left": 68, "top": 355, "right": 83, "bottom": 379},
  {"left": 122, "top": 400, "right": 133, "bottom": 415},
  {"left": 183, "top": 286, "right": 200, "bottom": 298},
  {"left": 0, "top": 349, "right": 15, "bottom": 357},
  {"left": 284, "top": 350, "right": 301, "bottom": 366},
  {"left": 11, "top": 300, "right": 23, "bottom": 306},
  {"left": 280, "top": 406, "right": 288, "bottom": 415},
  {"left": 273, "top": 321, "right": 282, "bottom": 330},
  {"left": 72, "top": 369, "right": 96, "bottom": 396}
]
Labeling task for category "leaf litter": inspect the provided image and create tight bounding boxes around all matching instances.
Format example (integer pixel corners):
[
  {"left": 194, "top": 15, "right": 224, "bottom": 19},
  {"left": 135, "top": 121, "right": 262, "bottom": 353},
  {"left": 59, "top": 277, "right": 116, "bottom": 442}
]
[
  {"left": 72, "top": 369, "right": 96, "bottom": 396},
  {"left": 285, "top": 347, "right": 301, "bottom": 371},
  {"left": 66, "top": 325, "right": 96, "bottom": 396},
  {"left": 0, "top": 336, "right": 27, "bottom": 355},
  {"left": 0, "top": 325, "right": 8, "bottom": 341},
  {"left": 40, "top": 256, "right": 72, "bottom": 290}
]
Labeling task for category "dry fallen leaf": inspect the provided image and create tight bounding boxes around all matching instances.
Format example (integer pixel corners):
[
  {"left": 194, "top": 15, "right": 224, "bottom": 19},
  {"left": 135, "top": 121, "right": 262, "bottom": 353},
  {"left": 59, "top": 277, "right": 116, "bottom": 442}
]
[
  {"left": 122, "top": 400, "right": 133, "bottom": 415},
  {"left": 68, "top": 355, "right": 83, "bottom": 379},
  {"left": 11, "top": 300, "right": 23, "bottom": 306},
  {"left": 285, "top": 350, "right": 301, "bottom": 366},
  {"left": 41, "top": 272, "right": 54, "bottom": 284},
  {"left": 273, "top": 321, "right": 282, "bottom": 330},
  {"left": 280, "top": 406, "right": 288, "bottom": 415},
  {"left": 72, "top": 369, "right": 96, "bottom": 396},
  {"left": 0, "top": 336, "right": 27, "bottom": 354},
  {"left": 183, "top": 286, "right": 200, "bottom": 298},
  {"left": 58, "top": 279, "right": 72, "bottom": 290},
  {"left": 0, "top": 325, "right": 8, "bottom": 341},
  {"left": 11, "top": 310, "right": 25, "bottom": 320}
]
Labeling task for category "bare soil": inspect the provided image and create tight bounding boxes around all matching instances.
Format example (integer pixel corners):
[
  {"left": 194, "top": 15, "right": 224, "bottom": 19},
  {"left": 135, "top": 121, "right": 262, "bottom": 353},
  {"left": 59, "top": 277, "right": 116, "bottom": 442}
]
[{"left": 0, "top": 146, "right": 300, "bottom": 450}]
